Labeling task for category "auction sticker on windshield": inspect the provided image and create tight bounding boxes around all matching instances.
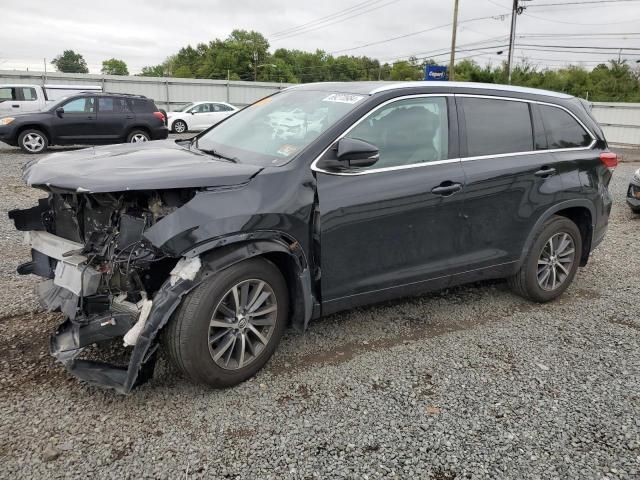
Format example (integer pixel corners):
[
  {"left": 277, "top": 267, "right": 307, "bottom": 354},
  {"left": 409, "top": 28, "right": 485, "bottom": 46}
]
[{"left": 322, "top": 93, "right": 364, "bottom": 104}]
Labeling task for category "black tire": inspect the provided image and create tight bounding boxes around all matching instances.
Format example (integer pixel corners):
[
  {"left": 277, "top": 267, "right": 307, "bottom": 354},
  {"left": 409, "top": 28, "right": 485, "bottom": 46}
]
[
  {"left": 164, "top": 257, "right": 288, "bottom": 388},
  {"left": 508, "top": 215, "right": 582, "bottom": 302},
  {"left": 630, "top": 205, "right": 640, "bottom": 215},
  {"left": 172, "top": 119, "right": 187, "bottom": 134},
  {"left": 126, "top": 129, "right": 150, "bottom": 143},
  {"left": 18, "top": 129, "right": 49, "bottom": 154}
]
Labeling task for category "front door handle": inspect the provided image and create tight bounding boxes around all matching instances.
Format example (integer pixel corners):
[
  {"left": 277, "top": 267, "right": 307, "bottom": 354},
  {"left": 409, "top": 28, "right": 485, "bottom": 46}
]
[
  {"left": 534, "top": 167, "right": 556, "bottom": 177},
  {"left": 87, "top": 115, "right": 94, "bottom": 120},
  {"left": 11, "top": 104, "right": 19, "bottom": 108},
  {"left": 125, "top": 115, "right": 134, "bottom": 119},
  {"left": 431, "top": 182, "right": 463, "bottom": 196}
]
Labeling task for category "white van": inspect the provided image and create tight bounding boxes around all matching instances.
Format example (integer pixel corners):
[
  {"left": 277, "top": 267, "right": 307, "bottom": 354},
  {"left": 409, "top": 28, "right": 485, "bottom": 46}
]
[{"left": 0, "top": 84, "right": 102, "bottom": 114}]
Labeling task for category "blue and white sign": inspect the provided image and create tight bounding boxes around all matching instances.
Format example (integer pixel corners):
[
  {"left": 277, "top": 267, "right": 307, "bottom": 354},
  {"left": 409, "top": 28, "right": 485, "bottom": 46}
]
[{"left": 424, "top": 65, "right": 448, "bottom": 81}]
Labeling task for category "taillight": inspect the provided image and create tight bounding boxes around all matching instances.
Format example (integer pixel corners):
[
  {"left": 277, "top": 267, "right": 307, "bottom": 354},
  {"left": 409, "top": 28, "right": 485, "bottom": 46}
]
[
  {"left": 600, "top": 152, "right": 618, "bottom": 171},
  {"left": 153, "top": 111, "right": 165, "bottom": 122}
]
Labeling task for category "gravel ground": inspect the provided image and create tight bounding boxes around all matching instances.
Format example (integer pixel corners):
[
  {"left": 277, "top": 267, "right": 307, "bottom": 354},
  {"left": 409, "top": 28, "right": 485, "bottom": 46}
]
[{"left": 0, "top": 139, "right": 638, "bottom": 479}]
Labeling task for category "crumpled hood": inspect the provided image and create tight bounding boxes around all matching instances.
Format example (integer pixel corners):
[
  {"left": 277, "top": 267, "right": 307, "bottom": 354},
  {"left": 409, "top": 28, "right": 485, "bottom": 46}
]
[{"left": 23, "top": 140, "right": 263, "bottom": 193}]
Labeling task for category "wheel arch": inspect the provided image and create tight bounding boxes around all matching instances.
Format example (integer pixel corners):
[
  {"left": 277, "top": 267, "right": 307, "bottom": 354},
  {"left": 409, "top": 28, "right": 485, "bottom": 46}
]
[
  {"left": 193, "top": 235, "right": 315, "bottom": 331},
  {"left": 17, "top": 124, "right": 53, "bottom": 143},
  {"left": 126, "top": 125, "right": 151, "bottom": 139},
  {"left": 171, "top": 117, "right": 188, "bottom": 132},
  {"left": 519, "top": 200, "right": 595, "bottom": 268}
]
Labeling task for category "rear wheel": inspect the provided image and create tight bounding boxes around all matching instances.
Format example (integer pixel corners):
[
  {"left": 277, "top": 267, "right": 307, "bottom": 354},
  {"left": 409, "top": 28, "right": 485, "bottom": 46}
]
[
  {"left": 172, "top": 120, "right": 187, "bottom": 133},
  {"left": 508, "top": 215, "right": 582, "bottom": 302},
  {"left": 127, "top": 129, "right": 150, "bottom": 143},
  {"left": 18, "top": 129, "right": 48, "bottom": 154},
  {"left": 164, "top": 257, "right": 288, "bottom": 387}
]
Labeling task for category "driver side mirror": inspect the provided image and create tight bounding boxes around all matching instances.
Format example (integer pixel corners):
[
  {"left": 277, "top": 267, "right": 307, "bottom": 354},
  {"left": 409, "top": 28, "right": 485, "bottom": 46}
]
[
  {"left": 336, "top": 137, "right": 379, "bottom": 168},
  {"left": 55, "top": 107, "right": 64, "bottom": 118}
]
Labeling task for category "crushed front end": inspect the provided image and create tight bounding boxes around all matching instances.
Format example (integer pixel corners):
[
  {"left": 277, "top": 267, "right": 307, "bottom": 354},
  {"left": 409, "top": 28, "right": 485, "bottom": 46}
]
[{"left": 9, "top": 189, "right": 200, "bottom": 393}]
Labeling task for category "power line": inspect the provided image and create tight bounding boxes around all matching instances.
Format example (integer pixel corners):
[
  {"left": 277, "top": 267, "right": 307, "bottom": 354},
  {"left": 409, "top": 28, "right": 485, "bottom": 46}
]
[
  {"left": 518, "top": 43, "right": 640, "bottom": 50},
  {"left": 330, "top": 12, "right": 510, "bottom": 55},
  {"left": 271, "top": 0, "right": 401, "bottom": 41},
  {"left": 522, "top": 11, "right": 640, "bottom": 24},
  {"left": 270, "top": 0, "right": 382, "bottom": 37},
  {"left": 528, "top": 0, "right": 640, "bottom": 6}
]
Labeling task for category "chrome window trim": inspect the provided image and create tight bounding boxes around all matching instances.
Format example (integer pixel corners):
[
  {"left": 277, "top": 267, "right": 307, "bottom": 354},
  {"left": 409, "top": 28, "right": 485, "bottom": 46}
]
[
  {"left": 311, "top": 93, "right": 597, "bottom": 177},
  {"left": 311, "top": 94, "right": 455, "bottom": 176},
  {"left": 368, "top": 81, "right": 573, "bottom": 99}
]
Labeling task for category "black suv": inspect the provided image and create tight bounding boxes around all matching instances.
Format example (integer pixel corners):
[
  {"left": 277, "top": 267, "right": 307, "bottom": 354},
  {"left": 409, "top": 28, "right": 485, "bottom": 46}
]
[
  {"left": 9, "top": 81, "right": 615, "bottom": 393},
  {"left": 0, "top": 93, "right": 168, "bottom": 153}
]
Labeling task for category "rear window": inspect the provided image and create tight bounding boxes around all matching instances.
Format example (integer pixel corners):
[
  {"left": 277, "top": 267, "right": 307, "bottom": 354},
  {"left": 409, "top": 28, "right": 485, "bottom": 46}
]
[
  {"left": 539, "top": 104, "right": 592, "bottom": 149},
  {"left": 461, "top": 97, "right": 534, "bottom": 157},
  {"left": 127, "top": 98, "right": 155, "bottom": 113}
]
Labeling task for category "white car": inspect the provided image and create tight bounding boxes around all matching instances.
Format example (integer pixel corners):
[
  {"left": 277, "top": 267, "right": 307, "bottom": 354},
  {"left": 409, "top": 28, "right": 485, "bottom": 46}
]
[{"left": 167, "top": 101, "right": 238, "bottom": 133}]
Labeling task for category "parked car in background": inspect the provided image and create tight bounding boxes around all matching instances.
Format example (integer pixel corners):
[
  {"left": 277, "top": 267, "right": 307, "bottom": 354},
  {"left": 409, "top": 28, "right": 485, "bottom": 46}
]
[
  {"left": 628, "top": 168, "right": 640, "bottom": 213},
  {"left": 167, "top": 101, "right": 238, "bottom": 133},
  {"left": 0, "top": 93, "right": 168, "bottom": 153},
  {"left": 8, "top": 81, "right": 616, "bottom": 393},
  {"left": 0, "top": 84, "right": 102, "bottom": 114}
]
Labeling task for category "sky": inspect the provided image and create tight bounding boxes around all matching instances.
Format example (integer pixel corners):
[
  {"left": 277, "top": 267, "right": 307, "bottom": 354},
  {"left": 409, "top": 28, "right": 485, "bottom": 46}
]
[{"left": 1, "top": 0, "right": 639, "bottom": 74}]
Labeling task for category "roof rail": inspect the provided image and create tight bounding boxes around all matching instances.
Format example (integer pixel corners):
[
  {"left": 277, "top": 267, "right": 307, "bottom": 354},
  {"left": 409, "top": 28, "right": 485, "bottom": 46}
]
[{"left": 102, "top": 92, "right": 148, "bottom": 98}]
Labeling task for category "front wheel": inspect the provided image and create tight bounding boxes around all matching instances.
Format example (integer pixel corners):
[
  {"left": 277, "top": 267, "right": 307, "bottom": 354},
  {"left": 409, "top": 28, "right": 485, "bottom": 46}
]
[
  {"left": 127, "top": 129, "right": 150, "bottom": 143},
  {"left": 508, "top": 215, "right": 582, "bottom": 302},
  {"left": 164, "top": 257, "right": 288, "bottom": 388},
  {"left": 18, "top": 129, "right": 48, "bottom": 154}
]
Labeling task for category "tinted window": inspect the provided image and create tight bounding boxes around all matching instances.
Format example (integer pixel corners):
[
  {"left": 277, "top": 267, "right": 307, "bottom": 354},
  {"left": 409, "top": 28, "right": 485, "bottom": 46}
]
[
  {"left": 539, "top": 105, "right": 592, "bottom": 149},
  {"left": 21, "top": 88, "right": 37, "bottom": 101},
  {"left": 190, "top": 103, "right": 210, "bottom": 113},
  {"left": 128, "top": 99, "right": 154, "bottom": 113},
  {"left": 217, "top": 104, "right": 234, "bottom": 112},
  {"left": 345, "top": 96, "right": 449, "bottom": 169},
  {"left": 63, "top": 97, "right": 96, "bottom": 113},
  {"left": 98, "top": 97, "right": 130, "bottom": 113},
  {"left": 0, "top": 87, "right": 16, "bottom": 101},
  {"left": 461, "top": 98, "right": 533, "bottom": 156}
]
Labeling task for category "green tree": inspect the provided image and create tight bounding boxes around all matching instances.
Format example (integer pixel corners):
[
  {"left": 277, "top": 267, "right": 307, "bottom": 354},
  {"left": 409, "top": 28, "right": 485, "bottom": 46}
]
[
  {"left": 139, "top": 65, "right": 166, "bottom": 77},
  {"left": 389, "top": 60, "right": 422, "bottom": 81},
  {"left": 101, "top": 58, "right": 129, "bottom": 75},
  {"left": 51, "top": 50, "right": 89, "bottom": 73}
]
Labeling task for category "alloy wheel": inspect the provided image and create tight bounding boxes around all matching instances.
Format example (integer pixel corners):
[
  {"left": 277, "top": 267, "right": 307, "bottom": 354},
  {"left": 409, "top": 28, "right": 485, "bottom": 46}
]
[
  {"left": 22, "top": 133, "right": 45, "bottom": 153},
  {"left": 208, "top": 279, "right": 278, "bottom": 370},
  {"left": 130, "top": 133, "right": 148, "bottom": 143},
  {"left": 174, "top": 121, "right": 186, "bottom": 133},
  {"left": 537, "top": 232, "right": 576, "bottom": 291}
]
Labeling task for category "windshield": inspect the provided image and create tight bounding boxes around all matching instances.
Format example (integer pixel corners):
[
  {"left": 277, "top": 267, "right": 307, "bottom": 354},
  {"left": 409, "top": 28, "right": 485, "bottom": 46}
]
[
  {"left": 174, "top": 102, "right": 194, "bottom": 112},
  {"left": 194, "top": 89, "right": 367, "bottom": 166}
]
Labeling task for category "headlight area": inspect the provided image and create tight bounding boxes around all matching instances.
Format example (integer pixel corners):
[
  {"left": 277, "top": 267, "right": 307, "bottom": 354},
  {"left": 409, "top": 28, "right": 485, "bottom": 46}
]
[
  {"left": 0, "top": 117, "right": 15, "bottom": 126},
  {"left": 8, "top": 189, "right": 199, "bottom": 393}
]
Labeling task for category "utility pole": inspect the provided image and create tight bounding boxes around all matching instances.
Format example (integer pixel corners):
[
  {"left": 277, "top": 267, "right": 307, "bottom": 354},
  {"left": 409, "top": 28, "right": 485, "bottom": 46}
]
[
  {"left": 507, "top": 0, "right": 529, "bottom": 84},
  {"left": 253, "top": 51, "right": 258, "bottom": 81},
  {"left": 449, "top": 0, "right": 460, "bottom": 81}
]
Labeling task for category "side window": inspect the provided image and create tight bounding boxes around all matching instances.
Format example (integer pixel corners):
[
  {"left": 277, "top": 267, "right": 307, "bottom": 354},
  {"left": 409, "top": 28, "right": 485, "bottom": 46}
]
[
  {"left": 0, "top": 87, "right": 16, "bottom": 101},
  {"left": 190, "top": 104, "right": 207, "bottom": 113},
  {"left": 539, "top": 105, "right": 592, "bottom": 149},
  {"left": 461, "top": 97, "right": 533, "bottom": 157},
  {"left": 218, "top": 104, "right": 233, "bottom": 112},
  {"left": 21, "top": 88, "right": 37, "bottom": 101},
  {"left": 63, "top": 97, "right": 96, "bottom": 113},
  {"left": 345, "top": 97, "right": 449, "bottom": 169},
  {"left": 99, "top": 97, "right": 130, "bottom": 113},
  {"left": 128, "top": 99, "right": 154, "bottom": 113}
]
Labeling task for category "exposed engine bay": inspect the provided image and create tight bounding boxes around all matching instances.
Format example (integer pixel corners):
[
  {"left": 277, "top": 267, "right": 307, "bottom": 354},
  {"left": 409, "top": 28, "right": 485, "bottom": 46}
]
[{"left": 9, "top": 189, "right": 202, "bottom": 393}]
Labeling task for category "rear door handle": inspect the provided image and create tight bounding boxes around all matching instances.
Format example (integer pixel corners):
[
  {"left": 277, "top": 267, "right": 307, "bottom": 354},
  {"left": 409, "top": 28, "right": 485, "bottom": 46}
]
[
  {"left": 125, "top": 115, "right": 134, "bottom": 119},
  {"left": 534, "top": 167, "right": 556, "bottom": 177},
  {"left": 11, "top": 104, "right": 19, "bottom": 108},
  {"left": 431, "top": 182, "right": 463, "bottom": 196},
  {"left": 87, "top": 115, "right": 95, "bottom": 120}
]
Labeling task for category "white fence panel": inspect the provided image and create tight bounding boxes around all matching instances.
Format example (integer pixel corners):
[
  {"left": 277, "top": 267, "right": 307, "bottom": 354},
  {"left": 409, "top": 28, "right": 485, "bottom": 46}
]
[
  {"left": 0, "top": 70, "right": 291, "bottom": 110},
  {"left": 591, "top": 102, "right": 640, "bottom": 147}
]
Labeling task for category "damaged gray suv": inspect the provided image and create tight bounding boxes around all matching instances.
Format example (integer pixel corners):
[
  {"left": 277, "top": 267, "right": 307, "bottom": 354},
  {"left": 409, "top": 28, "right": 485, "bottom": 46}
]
[{"left": 10, "top": 81, "right": 615, "bottom": 393}]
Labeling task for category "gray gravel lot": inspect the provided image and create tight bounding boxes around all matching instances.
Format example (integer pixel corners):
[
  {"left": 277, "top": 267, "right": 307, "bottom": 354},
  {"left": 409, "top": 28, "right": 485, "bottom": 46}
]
[{"left": 0, "top": 139, "right": 638, "bottom": 479}]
